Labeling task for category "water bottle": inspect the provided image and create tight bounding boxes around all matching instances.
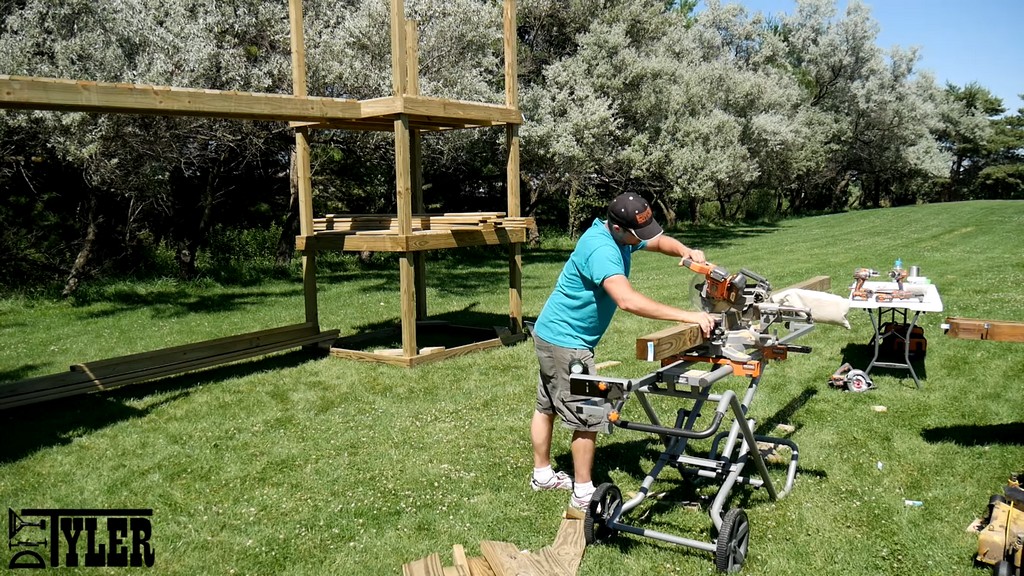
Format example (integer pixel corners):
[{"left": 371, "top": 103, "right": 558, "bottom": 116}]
[{"left": 894, "top": 258, "right": 902, "bottom": 270}]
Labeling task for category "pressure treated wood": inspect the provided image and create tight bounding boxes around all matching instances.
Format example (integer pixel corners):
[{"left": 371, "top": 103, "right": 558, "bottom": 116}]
[
  {"left": 0, "top": 324, "right": 339, "bottom": 410},
  {"left": 944, "top": 317, "right": 1024, "bottom": 342},
  {"left": 0, "top": 76, "right": 521, "bottom": 129},
  {"left": 402, "top": 517, "right": 584, "bottom": 576},
  {"left": 298, "top": 228, "right": 527, "bottom": 253},
  {"left": 402, "top": 553, "right": 444, "bottom": 576}
]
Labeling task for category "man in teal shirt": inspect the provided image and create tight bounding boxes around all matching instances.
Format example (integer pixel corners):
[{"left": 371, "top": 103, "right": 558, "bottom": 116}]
[{"left": 529, "top": 193, "right": 714, "bottom": 511}]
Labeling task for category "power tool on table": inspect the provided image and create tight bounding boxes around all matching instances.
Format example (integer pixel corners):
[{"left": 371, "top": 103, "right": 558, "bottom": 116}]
[
  {"left": 875, "top": 263, "right": 920, "bottom": 302},
  {"left": 678, "top": 258, "right": 813, "bottom": 375},
  {"left": 851, "top": 268, "right": 879, "bottom": 301}
]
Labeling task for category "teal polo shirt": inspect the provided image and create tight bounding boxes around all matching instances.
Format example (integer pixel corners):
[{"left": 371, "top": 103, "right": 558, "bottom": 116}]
[{"left": 534, "top": 218, "right": 646, "bottom": 350}]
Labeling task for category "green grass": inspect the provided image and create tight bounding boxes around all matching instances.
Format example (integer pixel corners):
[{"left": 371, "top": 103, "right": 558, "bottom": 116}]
[{"left": 2, "top": 200, "right": 1023, "bottom": 575}]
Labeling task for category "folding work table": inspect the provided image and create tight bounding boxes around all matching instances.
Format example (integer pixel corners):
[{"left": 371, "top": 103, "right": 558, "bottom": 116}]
[{"left": 847, "top": 281, "right": 943, "bottom": 388}]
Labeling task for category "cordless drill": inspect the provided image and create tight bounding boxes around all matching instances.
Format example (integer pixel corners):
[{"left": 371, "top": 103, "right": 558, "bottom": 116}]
[{"left": 851, "top": 268, "right": 879, "bottom": 301}]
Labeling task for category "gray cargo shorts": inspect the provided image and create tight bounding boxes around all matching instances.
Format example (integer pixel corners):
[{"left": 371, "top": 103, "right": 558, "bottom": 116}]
[{"left": 534, "top": 335, "right": 603, "bottom": 432}]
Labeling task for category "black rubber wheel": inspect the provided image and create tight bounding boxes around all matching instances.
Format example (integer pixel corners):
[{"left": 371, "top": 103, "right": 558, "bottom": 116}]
[
  {"left": 584, "top": 482, "right": 622, "bottom": 545},
  {"left": 715, "top": 508, "right": 750, "bottom": 573},
  {"left": 994, "top": 559, "right": 1013, "bottom": 576}
]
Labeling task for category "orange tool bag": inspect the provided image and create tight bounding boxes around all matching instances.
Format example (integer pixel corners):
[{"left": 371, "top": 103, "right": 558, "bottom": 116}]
[{"left": 879, "top": 322, "right": 927, "bottom": 360}]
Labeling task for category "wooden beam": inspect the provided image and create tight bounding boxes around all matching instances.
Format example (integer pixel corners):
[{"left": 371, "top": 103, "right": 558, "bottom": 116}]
[
  {"left": 400, "top": 96, "right": 521, "bottom": 125},
  {"left": 0, "top": 77, "right": 521, "bottom": 127},
  {"left": 406, "top": 19, "right": 428, "bottom": 321},
  {"left": 943, "top": 317, "right": 1024, "bottom": 342},
  {"left": 0, "top": 327, "right": 339, "bottom": 410},
  {"left": 636, "top": 323, "right": 704, "bottom": 362},
  {"left": 504, "top": 0, "right": 522, "bottom": 335},
  {"left": 778, "top": 275, "right": 831, "bottom": 293},
  {"left": 299, "top": 228, "right": 527, "bottom": 252},
  {"left": 0, "top": 75, "right": 361, "bottom": 122}
]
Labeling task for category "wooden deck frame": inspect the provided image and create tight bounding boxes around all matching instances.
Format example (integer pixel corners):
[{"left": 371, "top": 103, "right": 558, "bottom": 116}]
[{"left": 0, "top": 0, "right": 527, "bottom": 392}]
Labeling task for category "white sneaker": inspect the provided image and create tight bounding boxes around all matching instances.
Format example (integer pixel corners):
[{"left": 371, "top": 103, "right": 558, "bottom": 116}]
[
  {"left": 530, "top": 470, "right": 573, "bottom": 491},
  {"left": 569, "top": 490, "right": 592, "bottom": 511}
]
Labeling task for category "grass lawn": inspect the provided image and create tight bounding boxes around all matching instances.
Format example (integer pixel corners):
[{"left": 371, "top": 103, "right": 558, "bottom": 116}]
[{"left": 1, "top": 200, "right": 1022, "bottom": 575}]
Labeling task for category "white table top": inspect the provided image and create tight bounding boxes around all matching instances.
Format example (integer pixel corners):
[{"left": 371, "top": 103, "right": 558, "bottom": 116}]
[{"left": 847, "top": 281, "right": 944, "bottom": 312}]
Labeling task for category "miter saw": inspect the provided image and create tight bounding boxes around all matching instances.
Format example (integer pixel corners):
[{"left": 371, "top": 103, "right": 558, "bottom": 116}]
[
  {"left": 680, "top": 258, "right": 814, "bottom": 373},
  {"left": 567, "top": 260, "right": 817, "bottom": 572}
]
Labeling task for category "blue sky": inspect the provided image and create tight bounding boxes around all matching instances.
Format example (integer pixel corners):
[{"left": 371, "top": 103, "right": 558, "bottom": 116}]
[{"left": 699, "top": 0, "right": 1024, "bottom": 114}]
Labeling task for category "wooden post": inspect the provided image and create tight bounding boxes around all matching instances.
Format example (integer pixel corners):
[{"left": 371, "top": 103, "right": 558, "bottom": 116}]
[
  {"left": 504, "top": 0, "right": 522, "bottom": 334},
  {"left": 406, "top": 19, "right": 428, "bottom": 321},
  {"left": 392, "top": 0, "right": 417, "bottom": 356},
  {"left": 289, "top": 0, "right": 318, "bottom": 327}
]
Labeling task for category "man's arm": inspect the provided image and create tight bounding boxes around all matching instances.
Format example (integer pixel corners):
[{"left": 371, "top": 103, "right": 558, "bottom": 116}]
[
  {"left": 602, "top": 275, "right": 714, "bottom": 336},
  {"left": 643, "top": 234, "right": 705, "bottom": 264}
]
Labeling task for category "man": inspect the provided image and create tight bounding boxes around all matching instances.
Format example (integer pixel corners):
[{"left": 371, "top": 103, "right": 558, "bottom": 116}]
[{"left": 529, "top": 192, "right": 714, "bottom": 511}]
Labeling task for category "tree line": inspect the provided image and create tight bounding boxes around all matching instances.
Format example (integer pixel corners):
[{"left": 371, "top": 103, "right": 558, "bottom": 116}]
[{"left": 0, "top": 0, "right": 1021, "bottom": 295}]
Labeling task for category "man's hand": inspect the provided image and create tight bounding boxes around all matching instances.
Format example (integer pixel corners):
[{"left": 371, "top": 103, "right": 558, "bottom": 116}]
[
  {"left": 681, "top": 310, "right": 715, "bottom": 337},
  {"left": 684, "top": 249, "right": 706, "bottom": 264}
]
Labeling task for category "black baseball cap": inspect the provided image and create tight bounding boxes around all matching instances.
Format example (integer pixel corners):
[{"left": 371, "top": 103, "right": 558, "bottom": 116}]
[{"left": 607, "top": 193, "right": 663, "bottom": 240}]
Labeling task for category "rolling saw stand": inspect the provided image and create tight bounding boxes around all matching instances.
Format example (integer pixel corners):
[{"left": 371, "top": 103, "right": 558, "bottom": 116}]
[{"left": 571, "top": 269, "right": 814, "bottom": 573}]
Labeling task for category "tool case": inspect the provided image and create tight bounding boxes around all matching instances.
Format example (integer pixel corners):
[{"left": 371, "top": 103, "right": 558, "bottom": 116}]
[{"left": 879, "top": 322, "right": 927, "bottom": 360}]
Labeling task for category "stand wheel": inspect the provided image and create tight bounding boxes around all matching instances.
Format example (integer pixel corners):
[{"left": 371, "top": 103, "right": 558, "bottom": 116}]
[
  {"left": 715, "top": 508, "right": 750, "bottom": 573},
  {"left": 584, "top": 483, "right": 622, "bottom": 545},
  {"left": 994, "top": 559, "right": 1013, "bottom": 576}
]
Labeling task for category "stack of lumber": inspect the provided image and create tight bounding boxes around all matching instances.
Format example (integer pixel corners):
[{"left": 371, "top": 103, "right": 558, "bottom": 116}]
[
  {"left": 402, "top": 518, "right": 585, "bottom": 576},
  {"left": 0, "top": 322, "right": 339, "bottom": 410},
  {"left": 313, "top": 213, "right": 535, "bottom": 235}
]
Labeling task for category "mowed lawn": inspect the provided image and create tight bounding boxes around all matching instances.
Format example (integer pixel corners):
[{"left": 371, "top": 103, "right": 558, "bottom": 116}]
[{"left": 1, "top": 200, "right": 1022, "bottom": 575}]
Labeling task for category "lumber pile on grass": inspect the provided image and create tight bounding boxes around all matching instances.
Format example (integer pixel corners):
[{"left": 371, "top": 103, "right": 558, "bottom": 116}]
[
  {"left": 313, "top": 212, "right": 536, "bottom": 235},
  {"left": 402, "top": 518, "right": 585, "bottom": 576},
  {"left": 0, "top": 322, "right": 339, "bottom": 410}
]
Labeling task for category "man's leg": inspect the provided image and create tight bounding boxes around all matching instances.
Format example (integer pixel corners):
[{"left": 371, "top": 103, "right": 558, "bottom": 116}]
[
  {"left": 531, "top": 410, "right": 556, "bottom": 468},
  {"left": 570, "top": 430, "right": 597, "bottom": 484}
]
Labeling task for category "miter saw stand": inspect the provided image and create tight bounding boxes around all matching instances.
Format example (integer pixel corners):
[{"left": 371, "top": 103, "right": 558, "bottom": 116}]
[{"left": 571, "top": 296, "right": 814, "bottom": 572}]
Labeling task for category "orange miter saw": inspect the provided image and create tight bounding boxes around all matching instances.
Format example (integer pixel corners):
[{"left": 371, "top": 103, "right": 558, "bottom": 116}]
[{"left": 678, "top": 258, "right": 813, "bottom": 376}]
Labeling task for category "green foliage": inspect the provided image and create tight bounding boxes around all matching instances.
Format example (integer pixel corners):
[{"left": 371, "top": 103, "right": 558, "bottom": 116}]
[
  {"left": 2, "top": 202, "right": 1023, "bottom": 575},
  {"left": 2, "top": 0, "right": 1023, "bottom": 292}
]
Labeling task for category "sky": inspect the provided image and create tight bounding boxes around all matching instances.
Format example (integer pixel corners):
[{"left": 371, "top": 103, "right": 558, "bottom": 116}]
[{"left": 698, "top": 0, "right": 1024, "bottom": 114}]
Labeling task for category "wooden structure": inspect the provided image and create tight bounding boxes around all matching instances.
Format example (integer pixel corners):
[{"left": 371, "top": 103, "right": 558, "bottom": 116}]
[
  {"left": 402, "top": 517, "right": 585, "bottom": 576},
  {"left": 0, "top": 0, "right": 528, "bottom": 408},
  {"left": 943, "top": 318, "right": 1024, "bottom": 343}
]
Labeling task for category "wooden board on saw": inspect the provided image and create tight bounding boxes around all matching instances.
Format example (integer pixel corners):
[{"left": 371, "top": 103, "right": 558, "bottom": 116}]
[
  {"left": 635, "top": 274, "right": 832, "bottom": 362},
  {"left": 401, "top": 518, "right": 585, "bottom": 576}
]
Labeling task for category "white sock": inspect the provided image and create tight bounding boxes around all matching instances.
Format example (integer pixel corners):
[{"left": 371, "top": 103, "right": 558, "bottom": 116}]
[
  {"left": 574, "top": 481, "right": 594, "bottom": 499},
  {"left": 533, "top": 465, "right": 554, "bottom": 482}
]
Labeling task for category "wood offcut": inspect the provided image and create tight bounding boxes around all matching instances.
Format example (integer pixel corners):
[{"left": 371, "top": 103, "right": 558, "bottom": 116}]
[{"left": 401, "top": 518, "right": 585, "bottom": 576}]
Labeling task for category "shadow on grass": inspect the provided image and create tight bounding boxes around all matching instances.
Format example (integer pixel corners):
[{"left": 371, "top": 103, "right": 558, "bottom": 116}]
[
  {"left": 75, "top": 286, "right": 303, "bottom": 320},
  {"left": 337, "top": 306, "right": 526, "bottom": 350},
  {"left": 671, "top": 222, "right": 783, "bottom": 252},
  {"left": 755, "top": 386, "right": 818, "bottom": 436},
  {"left": 0, "top": 348, "right": 325, "bottom": 465},
  {"left": 921, "top": 422, "right": 1024, "bottom": 447},
  {"left": 0, "top": 364, "right": 47, "bottom": 383}
]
